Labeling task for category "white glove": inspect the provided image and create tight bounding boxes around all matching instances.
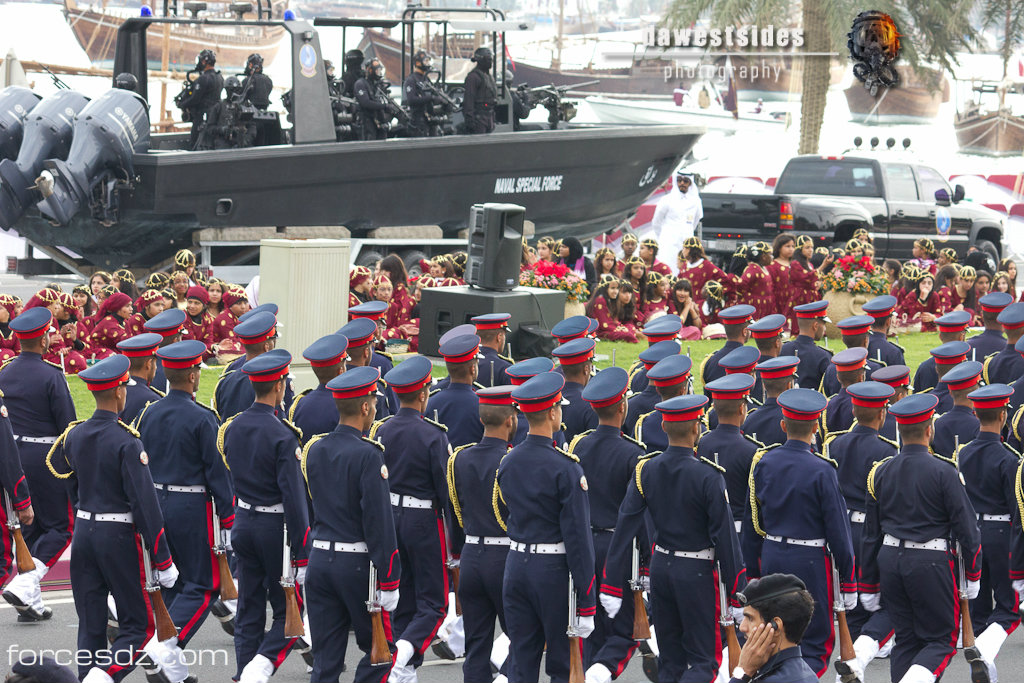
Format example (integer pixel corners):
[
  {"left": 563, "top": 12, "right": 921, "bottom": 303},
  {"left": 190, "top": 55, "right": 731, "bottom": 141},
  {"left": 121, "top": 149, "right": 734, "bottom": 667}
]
[
  {"left": 966, "top": 580, "right": 980, "bottom": 600},
  {"left": 295, "top": 566, "right": 307, "bottom": 585},
  {"left": 640, "top": 575, "right": 650, "bottom": 592},
  {"left": 222, "top": 528, "right": 232, "bottom": 551},
  {"left": 448, "top": 558, "right": 460, "bottom": 569},
  {"left": 155, "top": 563, "right": 179, "bottom": 589},
  {"left": 600, "top": 594, "right": 622, "bottom": 619},
  {"left": 379, "top": 589, "right": 400, "bottom": 612},
  {"left": 577, "top": 615, "right": 595, "bottom": 638},
  {"left": 730, "top": 606, "right": 745, "bottom": 626},
  {"left": 860, "top": 592, "right": 881, "bottom": 612},
  {"left": 842, "top": 592, "right": 857, "bottom": 611},
  {"left": 1013, "top": 579, "right": 1024, "bottom": 595}
]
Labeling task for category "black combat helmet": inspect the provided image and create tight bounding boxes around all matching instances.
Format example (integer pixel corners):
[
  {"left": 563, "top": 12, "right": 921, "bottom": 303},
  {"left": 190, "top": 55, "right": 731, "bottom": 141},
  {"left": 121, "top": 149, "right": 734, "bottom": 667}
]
[
  {"left": 364, "top": 58, "right": 384, "bottom": 79},
  {"left": 224, "top": 76, "right": 242, "bottom": 96},
  {"left": 114, "top": 72, "right": 138, "bottom": 91},
  {"left": 197, "top": 49, "right": 216, "bottom": 68},
  {"left": 246, "top": 53, "right": 263, "bottom": 73},
  {"left": 345, "top": 49, "right": 364, "bottom": 68},
  {"left": 413, "top": 50, "right": 432, "bottom": 71},
  {"left": 471, "top": 47, "right": 493, "bottom": 71}
]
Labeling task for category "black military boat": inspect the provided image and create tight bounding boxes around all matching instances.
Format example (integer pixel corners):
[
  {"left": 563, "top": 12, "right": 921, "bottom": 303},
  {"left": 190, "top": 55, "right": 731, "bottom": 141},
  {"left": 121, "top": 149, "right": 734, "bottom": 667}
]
[{"left": 2, "top": 5, "right": 703, "bottom": 270}]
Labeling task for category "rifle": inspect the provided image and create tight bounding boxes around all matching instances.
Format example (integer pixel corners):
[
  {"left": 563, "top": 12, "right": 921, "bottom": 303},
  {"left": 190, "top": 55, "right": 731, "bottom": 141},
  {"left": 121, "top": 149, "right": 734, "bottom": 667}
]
[
  {"left": 375, "top": 80, "right": 410, "bottom": 125},
  {"left": 954, "top": 435, "right": 977, "bottom": 656},
  {"left": 366, "top": 562, "right": 392, "bottom": 666},
  {"left": 714, "top": 453, "right": 739, "bottom": 671},
  {"left": 567, "top": 575, "right": 584, "bottom": 683},
  {"left": 421, "top": 71, "right": 460, "bottom": 111},
  {"left": 4, "top": 490, "right": 33, "bottom": 573},
  {"left": 629, "top": 537, "right": 650, "bottom": 640},
  {"left": 441, "top": 509, "right": 462, "bottom": 616},
  {"left": 281, "top": 523, "right": 304, "bottom": 638},
  {"left": 831, "top": 560, "right": 857, "bottom": 675},
  {"left": 211, "top": 503, "right": 237, "bottom": 601},
  {"left": 142, "top": 541, "right": 178, "bottom": 642}
]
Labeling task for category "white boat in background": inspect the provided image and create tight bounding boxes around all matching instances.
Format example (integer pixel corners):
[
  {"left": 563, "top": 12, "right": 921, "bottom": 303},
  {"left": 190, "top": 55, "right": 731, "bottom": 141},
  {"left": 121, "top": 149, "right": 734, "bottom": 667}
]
[{"left": 585, "top": 94, "right": 791, "bottom": 133}]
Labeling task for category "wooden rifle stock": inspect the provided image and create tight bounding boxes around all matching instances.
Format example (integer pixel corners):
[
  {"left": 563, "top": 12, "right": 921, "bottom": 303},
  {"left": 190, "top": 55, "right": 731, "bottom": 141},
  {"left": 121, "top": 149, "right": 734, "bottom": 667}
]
[
  {"left": 836, "top": 609, "right": 856, "bottom": 663},
  {"left": 632, "top": 589, "right": 651, "bottom": 640},
  {"left": 568, "top": 636, "right": 584, "bottom": 683},
  {"left": 452, "top": 566, "right": 462, "bottom": 617},
  {"left": 369, "top": 611, "right": 392, "bottom": 666},
  {"left": 283, "top": 583, "right": 304, "bottom": 638},
  {"left": 726, "top": 623, "right": 740, "bottom": 671},
  {"left": 218, "top": 555, "right": 238, "bottom": 601},
  {"left": 961, "top": 595, "right": 975, "bottom": 648},
  {"left": 151, "top": 589, "right": 178, "bottom": 642},
  {"left": 13, "top": 527, "right": 33, "bottom": 574}
]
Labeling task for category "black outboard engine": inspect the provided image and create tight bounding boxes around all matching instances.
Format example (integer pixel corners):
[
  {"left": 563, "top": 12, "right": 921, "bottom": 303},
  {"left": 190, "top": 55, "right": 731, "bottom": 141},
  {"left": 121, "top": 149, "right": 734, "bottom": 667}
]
[
  {"left": 35, "top": 88, "right": 150, "bottom": 227},
  {"left": 0, "top": 90, "right": 90, "bottom": 229},
  {"left": 0, "top": 86, "right": 43, "bottom": 161}
]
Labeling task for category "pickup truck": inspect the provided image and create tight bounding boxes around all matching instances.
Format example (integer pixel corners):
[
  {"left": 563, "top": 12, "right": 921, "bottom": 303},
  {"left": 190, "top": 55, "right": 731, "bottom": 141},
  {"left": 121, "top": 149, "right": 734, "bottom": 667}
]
[{"left": 698, "top": 155, "right": 1004, "bottom": 265}]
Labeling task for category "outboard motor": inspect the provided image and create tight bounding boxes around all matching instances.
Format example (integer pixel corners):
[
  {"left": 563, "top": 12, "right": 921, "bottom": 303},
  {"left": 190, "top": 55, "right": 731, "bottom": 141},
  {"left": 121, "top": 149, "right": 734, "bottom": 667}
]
[
  {"left": 0, "top": 90, "right": 90, "bottom": 229},
  {"left": 35, "top": 88, "right": 149, "bottom": 227},
  {"left": 0, "top": 86, "right": 43, "bottom": 161}
]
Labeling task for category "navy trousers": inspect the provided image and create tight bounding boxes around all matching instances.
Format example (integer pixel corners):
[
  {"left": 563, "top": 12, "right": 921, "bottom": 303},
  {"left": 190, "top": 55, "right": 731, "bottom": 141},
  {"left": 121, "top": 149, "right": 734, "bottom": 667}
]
[
  {"left": 970, "top": 519, "right": 1021, "bottom": 633},
  {"left": 70, "top": 520, "right": 152, "bottom": 682},
  {"left": 879, "top": 545, "right": 959, "bottom": 682},
  {"left": 391, "top": 506, "right": 447, "bottom": 667},
  {"left": 0, "top": 509, "right": 13, "bottom": 587},
  {"left": 459, "top": 543, "right": 510, "bottom": 682},
  {"left": 19, "top": 441, "right": 73, "bottom": 567},
  {"left": 585, "top": 530, "right": 637, "bottom": 677},
  {"left": 503, "top": 551, "right": 574, "bottom": 683},
  {"left": 306, "top": 548, "right": 394, "bottom": 683},
  {"left": 159, "top": 492, "right": 218, "bottom": 647},
  {"left": 847, "top": 517, "right": 894, "bottom": 646},
  {"left": 650, "top": 553, "right": 721, "bottom": 683},
  {"left": 231, "top": 508, "right": 302, "bottom": 679}
]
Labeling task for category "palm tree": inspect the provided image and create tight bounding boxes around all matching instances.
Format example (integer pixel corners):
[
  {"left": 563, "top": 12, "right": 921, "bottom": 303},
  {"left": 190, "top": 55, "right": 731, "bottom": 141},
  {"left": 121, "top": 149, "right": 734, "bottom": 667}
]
[
  {"left": 980, "top": 0, "right": 1024, "bottom": 78},
  {"left": 665, "top": 0, "right": 977, "bottom": 153}
]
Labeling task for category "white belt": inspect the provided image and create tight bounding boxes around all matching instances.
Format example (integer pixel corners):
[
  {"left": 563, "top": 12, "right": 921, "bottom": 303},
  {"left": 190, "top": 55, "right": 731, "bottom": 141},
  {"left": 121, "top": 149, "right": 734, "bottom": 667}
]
[
  {"left": 734, "top": 520, "right": 742, "bottom": 533},
  {"left": 654, "top": 544, "right": 715, "bottom": 560},
  {"left": 509, "top": 541, "right": 566, "bottom": 554},
  {"left": 979, "top": 514, "right": 1012, "bottom": 523},
  {"left": 389, "top": 492, "right": 433, "bottom": 509},
  {"left": 237, "top": 498, "right": 284, "bottom": 514},
  {"left": 14, "top": 435, "right": 57, "bottom": 444},
  {"left": 765, "top": 535, "right": 826, "bottom": 548},
  {"left": 883, "top": 534, "right": 948, "bottom": 551},
  {"left": 154, "top": 483, "right": 207, "bottom": 494},
  {"left": 77, "top": 510, "right": 133, "bottom": 524},
  {"left": 465, "top": 535, "right": 511, "bottom": 546},
  {"left": 849, "top": 511, "right": 867, "bottom": 524},
  {"left": 312, "top": 540, "right": 368, "bottom": 553}
]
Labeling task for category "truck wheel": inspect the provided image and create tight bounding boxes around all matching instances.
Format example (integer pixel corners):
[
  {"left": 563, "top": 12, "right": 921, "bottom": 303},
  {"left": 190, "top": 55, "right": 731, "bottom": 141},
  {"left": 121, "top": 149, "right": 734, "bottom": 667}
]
[
  {"left": 974, "top": 239, "right": 999, "bottom": 273},
  {"left": 356, "top": 249, "right": 385, "bottom": 268},
  {"left": 402, "top": 250, "right": 431, "bottom": 278}
]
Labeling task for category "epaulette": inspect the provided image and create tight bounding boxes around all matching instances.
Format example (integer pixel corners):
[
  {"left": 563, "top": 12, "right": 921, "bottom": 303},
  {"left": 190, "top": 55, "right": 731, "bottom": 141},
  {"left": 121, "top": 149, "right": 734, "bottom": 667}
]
[
  {"left": 43, "top": 358, "right": 65, "bottom": 372},
  {"left": 568, "top": 429, "right": 594, "bottom": 454},
  {"left": 281, "top": 418, "right": 303, "bottom": 441},
  {"left": 699, "top": 456, "right": 726, "bottom": 473},
  {"left": 118, "top": 419, "right": 141, "bottom": 438},
  {"left": 1003, "top": 441, "right": 1022, "bottom": 460},
  {"left": 377, "top": 350, "right": 394, "bottom": 360},
  {"left": 1013, "top": 405, "right": 1024, "bottom": 442},
  {"left": 626, "top": 361, "right": 643, "bottom": 385},
  {"left": 698, "top": 353, "right": 712, "bottom": 383},
  {"left": 361, "top": 436, "right": 384, "bottom": 451},
  {"left": 748, "top": 446, "right": 773, "bottom": 537},
  {"left": 211, "top": 369, "right": 235, "bottom": 418},
  {"left": 930, "top": 446, "right": 957, "bottom": 468},
  {"left": 447, "top": 443, "right": 475, "bottom": 528},
  {"left": 150, "top": 385, "right": 166, "bottom": 398},
  {"left": 216, "top": 415, "right": 236, "bottom": 464},
  {"left": 743, "top": 433, "right": 764, "bottom": 447},
  {"left": 823, "top": 427, "right": 850, "bottom": 448},
  {"left": 45, "top": 420, "right": 84, "bottom": 480},
  {"left": 982, "top": 356, "right": 993, "bottom": 385},
  {"left": 634, "top": 411, "right": 656, "bottom": 443},
  {"left": 134, "top": 400, "right": 156, "bottom": 429},
  {"left": 814, "top": 449, "right": 839, "bottom": 468},
  {"left": 287, "top": 388, "right": 312, "bottom": 422},
  {"left": 0, "top": 358, "right": 14, "bottom": 373},
  {"left": 424, "top": 416, "right": 448, "bottom": 432},
  {"left": 368, "top": 415, "right": 393, "bottom": 439},
  {"left": 621, "top": 432, "right": 645, "bottom": 449},
  {"left": 748, "top": 394, "right": 763, "bottom": 407},
  {"left": 473, "top": 381, "right": 486, "bottom": 390},
  {"left": 0, "top": 388, "right": 3, "bottom": 397},
  {"left": 867, "top": 456, "right": 894, "bottom": 499},
  {"left": 499, "top": 353, "right": 514, "bottom": 363},
  {"left": 878, "top": 435, "right": 899, "bottom": 449},
  {"left": 556, "top": 445, "right": 580, "bottom": 463},
  {"left": 639, "top": 450, "right": 661, "bottom": 461},
  {"left": 635, "top": 457, "right": 651, "bottom": 496},
  {"left": 1016, "top": 460, "right": 1024, "bottom": 531},
  {"left": 890, "top": 340, "right": 906, "bottom": 354},
  {"left": 300, "top": 434, "right": 326, "bottom": 487}
]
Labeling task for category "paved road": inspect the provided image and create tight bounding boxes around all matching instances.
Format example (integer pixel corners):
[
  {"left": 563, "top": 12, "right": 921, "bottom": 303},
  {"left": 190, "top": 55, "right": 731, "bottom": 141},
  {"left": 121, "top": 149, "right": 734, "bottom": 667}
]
[{"left": 2, "top": 593, "right": 1023, "bottom": 682}]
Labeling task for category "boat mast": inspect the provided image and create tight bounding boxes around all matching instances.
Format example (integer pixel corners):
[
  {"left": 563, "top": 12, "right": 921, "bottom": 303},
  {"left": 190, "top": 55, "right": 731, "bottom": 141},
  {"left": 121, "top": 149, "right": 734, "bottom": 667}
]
[{"left": 553, "top": 0, "right": 564, "bottom": 70}]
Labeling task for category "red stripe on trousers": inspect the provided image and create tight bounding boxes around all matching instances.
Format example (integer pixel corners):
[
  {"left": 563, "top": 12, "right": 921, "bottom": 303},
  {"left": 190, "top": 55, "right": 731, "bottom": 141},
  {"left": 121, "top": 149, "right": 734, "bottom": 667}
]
[
  {"left": 932, "top": 559, "right": 959, "bottom": 677},
  {"left": 177, "top": 500, "right": 217, "bottom": 642},
  {"left": 106, "top": 536, "right": 155, "bottom": 676},
  {"left": 816, "top": 550, "right": 835, "bottom": 678},
  {"left": 710, "top": 566, "right": 723, "bottom": 683},
  {"left": 44, "top": 499, "right": 75, "bottom": 569}
]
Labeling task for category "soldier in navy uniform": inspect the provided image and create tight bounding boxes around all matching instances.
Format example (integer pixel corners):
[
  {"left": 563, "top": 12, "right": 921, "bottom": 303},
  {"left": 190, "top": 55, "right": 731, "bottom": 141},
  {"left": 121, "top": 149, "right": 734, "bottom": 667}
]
[
  {"left": 143, "top": 308, "right": 188, "bottom": 394},
  {"left": 968, "top": 292, "right": 1011, "bottom": 361},
  {"left": 506, "top": 358, "right": 566, "bottom": 447},
  {"left": 347, "top": 302, "right": 400, "bottom": 415},
  {"left": 822, "top": 381, "right": 897, "bottom": 682},
  {"left": 742, "top": 357, "right": 798, "bottom": 449},
  {"left": 472, "top": 313, "right": 514, "bottom": 387},
  {"left": 494, "top": 372, "right": 596, "bottom": 682},
  {"left": 218, "top": 351, "right": 310, "bottom": 683},
  {"left": 602, "top": 393, "right": 745, "bottom": 683},
  {"left": 925, "top": 341, "right": 971, "bottom": 416},
  {"left": 551, "top": 315, "right": 598, "bottom": 346},
  {"left": 302, "top": 366, "right": 402, "bottom": 682},
  {"left": 427, "top": 334, "right": 484, "bottom": 448},
  {"left": 339, "top": 318, "right": 394, "bottom": 421},
  {"left": 780, "top": 299, "right": 832, "bottom": 392},
  {"left": 706, "top": 346, "right": 761, "bottom": 431},
  {"left": 289, "top": 334, "right": 349, "bottom": 444},
  {"left": 821, "top": 317, "right": 880, "bottom": 398},
  {"left": 824, "top": 348, "right": 868, "bottom": 435},
  {"left": 870, "top": 366, "right": 910, "bottom": 442},
  {"left": 0, "top": 308, "right": 76, "bottom": 622},
  {"left": 931, "top": 361, "right": 982, "bottom": 458},
  {"left": 0, "top": 389, "right": 33, "bottom": 591},
  {"left": 747, "top": 314, "right": 787, "bottom": 392},
  {"left": 370, "top": 356, "right": 454, "bottom": 680},
  {"left": 912, "top": 311, "right": 969, "bottom": 393},
  {"left": 860, "top": 393, "right": 984, "bottom": 683},
  {"left": 697, "top": 374, "right": 760, "bottom": 530},
  {"left": 624, "top": 342, "right": 680, "bottom": 433},
  {"left": 116, "top": 333, "right": 165, "bottom": 425},
  {"left": 569, "top": 367, "right": 646, "bottom": 683},
  {"left": 135, "top": 340, "right": 236, "bottom": 683},
  {"left": 699, "top": 305, "right": 754, "bottom": 390},
  {"left": 553, "top": 338, "right": 600, "bottom": 443},
  {"left": 213, "top": 311, "right": 279, "bottom": 423},
  {"left": 862, "top": 295, "right": 905, "bottom": 367},
  {"left": 742, "top": 388, "right": 857, "bottom": 677},
  {"left": 447, "top": 385, "right": 518, "bottom": 683},
  {"left": 984, "top": 302, "right": 1024, "bottom": 384},
  {"left": 634, "top": 355, "right": 692, "bottom": 453},
  {"left": 47, "top": 355, "right": 178, "bottom": 683}
]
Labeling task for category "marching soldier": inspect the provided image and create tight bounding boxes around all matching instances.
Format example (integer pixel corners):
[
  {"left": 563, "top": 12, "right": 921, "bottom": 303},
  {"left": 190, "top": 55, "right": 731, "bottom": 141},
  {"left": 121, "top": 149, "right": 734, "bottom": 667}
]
[
  {"left": 958, "top": 383, "right": 1019, "bottom": 683},
  {"left": 630, "top": 316, "right": 684, "bottom": 389},
  {"left": 116, "top": 333, "right": 165, "bottom": 425},
  {"left": 472, "top": 313, "right": 514, "bottom": 387},
  {"left": 427, "top": 334, "right": 484, "bottom": 448},
  {"left": 748, "top": 314, "right": 786, "bottom": 365},
  {"left": 553, "top": 338, "right": 599, "bottom": 442},
  {"left": 348, "top": 302, "right": 398, "bottom": 415},
  {"left": 913, "top": 311, "right": 969, "bottom": 393},
  {"left": 48, "top": 355, "right": 178, "bottom": 683},
  {"left": 551, "top": 315, "right": 598, "bottom": 346},
  {"left": 143, "top": 309, "right": 188, "bottom": 394},
  {"left": 135, "top": 340, "right": 235, "bottom": 683},
  {"left": 741, "top": 356, "right": 798, "bottom": 448},
  {"left": 506, "top": 358, "right": 566, "bottom": 447},
  {"left": 700, "top": 305, "right": 754, "bottom": 390},
  {"left": 623, "top": 341, "right": 680, "bottom": 434},
  {"left": 302, "top": 366, "right": 402, "bottom": 682},
  {"left": 0, "top": 389, "right": 33, "bottom": 592},
  {"left": 984, "top": 302, "right": 1024, "bottom": 384},
  {"left": 779, "top": 299, "right": 832, "bottom": 391},
  {"left": 968, "top": 292, "right": 1011, "bottom": 361},
  {"left": 706, "top": 346, "right": 762, "bottom": 431},
  {"left": 338, "top": 318, "right": 394, "bottom": 420},
  {"left": 634, "top": 355, "right": 692, "bottom": 452},
  {"left": 290, "top": 334, "right": 349, "bottom": 444},
  {"left": 602, "top": 394, "right": 745, "bottom": 683},
  {"left": 494, "top": 372, "right": 596, "bottom": 681},
  {"left": 870, "top": 365, "right": 911, "bottom": 442},
  {"left": 925, "top": 341, "right": 972, "bottom": 416},
  {"left": 0, "top": 308, "right": 76, "bottom": 622},
  {"left": 213, "top": 311, "right": 279, "bottom": 422},
  {"left": 821, "top": 317, "right": 880, "bottom": 398},
  {"left": 824, "top": 348, "right": 869, "bottom": 435},
  {"left": 742, "top": 388, "right": 856, "bottom": 676},
  {"left": 371, "top": 356, "right": 453, "bottom": 680},
  {"left": 219, "top": 350, "right": 310, "bottom": 683},
  {"left": 447, "top": 385, "right": 518, "bottom": 683},
  {"left": 860, "top": 394, "right": 983, "bottom": 683},
  {"left": 931, "top": 361, "right": 982, "bottom": 458},
  {"left": 862, "top": 295, "right": 905, "bottom": 367},
  {"left": 823, "top": 381, "right": 897, "bottom": 681},
  {"left": 427, "top": 324, "right": 478, "bottom": 395}
]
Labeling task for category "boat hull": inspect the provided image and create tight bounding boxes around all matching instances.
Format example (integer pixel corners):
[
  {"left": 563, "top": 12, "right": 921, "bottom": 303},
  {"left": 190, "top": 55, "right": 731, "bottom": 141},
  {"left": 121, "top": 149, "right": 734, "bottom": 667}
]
[
  {"left": 845, "top": 66, "right": 946, "bottom": 124},
  {"left": 954, "top": 110, "right": 1024, "bottom": 156},
  {"left": 585, "top": 96, "right": 785, "bottom": 133}
]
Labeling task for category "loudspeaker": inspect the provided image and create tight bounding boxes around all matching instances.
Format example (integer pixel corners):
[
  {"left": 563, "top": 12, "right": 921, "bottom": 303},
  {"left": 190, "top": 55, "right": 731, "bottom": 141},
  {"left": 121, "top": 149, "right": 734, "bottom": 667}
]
[
  {"left": 465, "top": 203, "right": 525, "bottom": 291},
  {"left": 418, "top": 285, "right": 565, "bottom": 358}
]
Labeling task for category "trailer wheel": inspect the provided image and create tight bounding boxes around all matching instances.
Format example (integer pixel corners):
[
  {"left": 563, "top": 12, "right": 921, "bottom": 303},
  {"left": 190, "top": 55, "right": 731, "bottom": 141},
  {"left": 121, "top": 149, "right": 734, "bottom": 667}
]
[
  {"left": 402, "top": 250, "right": 431, "bottom": 278},
  {"left": 356, "top": 249, "right": 385, "bottom": 268},
  {"left": 973, "top": 238, "right": 999, "bottom": 273}
]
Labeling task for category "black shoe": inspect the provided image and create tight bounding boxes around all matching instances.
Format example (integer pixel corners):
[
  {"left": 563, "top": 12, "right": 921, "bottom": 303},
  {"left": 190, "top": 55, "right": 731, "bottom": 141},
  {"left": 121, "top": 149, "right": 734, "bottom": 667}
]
[
  {"left": 431, "top": 640, "right": 457, "bottom": 661},
  {"left": 137, "top": 653, "right": 171, "bottom": 683},
  {"left": 834, "top": 660, "right": 862, "bottom": 683},
  {"left": 210, "top": 599, "right": 235, "bottom": 635},
  {"left": 14, "top": 605, "right": 51, "bottom": 622},
  {"left": 964, "top": 646, "right": 991, "bottom": 683},
  {"left": 637, "top": 639, "right": 653, "bottom": 656},
  {"left": 292, "top": 639, "right": 314, "bottom": 667},
  {"left": 641, "top": 653, "right": 658, "bottom": 683},
  {"left": 183, "top": 675, "right": 199, "bottom": 683}
]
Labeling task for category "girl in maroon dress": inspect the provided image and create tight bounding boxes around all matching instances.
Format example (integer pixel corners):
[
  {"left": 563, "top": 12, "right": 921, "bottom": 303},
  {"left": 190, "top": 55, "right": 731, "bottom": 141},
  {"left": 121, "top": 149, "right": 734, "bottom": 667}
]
[
  {"left": 908, "top": 238, "right": 938, "bottom": 275},
  {"left": 768, "top": 234, "right": 798, "bottom": 325},
  {"left": 623, "top": 257, "right": 647, "bottom": 309},
  {"left": 640, "top": 273, "right": 670, "bottom": 321},
  {"left": 51, "top": 292, "right": 88, "bottom": 374},
  {"left": 209, "top": 287, "right": 249, "bottom": 359},
  {"left": 669, "top": 278, "right": 703, "bottom": 340},
  {"left": 87, "top": 291, "right": 133, "bottom": 360},
  {"left": 934, "top": 265, "right": 960, "bottom": 313},
  {"left": 937, "top": 248, "right": 958, "bottom": 271},
  {"left": 738, "top": 242, "right": 776, "bottom": 319},
  {"left": 617, "top": 281, "right": 642, "bottom": 330},
  {"left": 677, "top": 237, "right": 735, "bottom": 305},
  {"left": 999, "top": 258, "right": 1018, "bottom": 300},
  {"left": 0, "top": 294, "right": 19, "bottom": 362},
  {"left": 897, "top": 273, "right": 943, "bottom": 331},
  {"left": 183, "top": 286, "right": 215, "bottom": 357},
  {"left": 206, "top": 278, "right": 227, "bottom": 317},
  {"left": 993, "top": 271, "right": 1013, "bottom": 297},
  {"left": 586, "top": 279, "right": 639, "bottom": 342},
  {"left": 593, "top": 248, "right": 618, "bottom": 280},
  {"left": 127, "top": 289, "right": 166, "bottom": 337},
  {"left": 698, "top": 280, "right": 726, "bottom": 327},
  {"left": 536, "top": 237, "right": 557, "bottom": 263},
  {"left": 379, "top": 254, "right": 417, "bottom": 329},
  {"left": 964, "top": 269, "right": 990, "bottom": 325}
]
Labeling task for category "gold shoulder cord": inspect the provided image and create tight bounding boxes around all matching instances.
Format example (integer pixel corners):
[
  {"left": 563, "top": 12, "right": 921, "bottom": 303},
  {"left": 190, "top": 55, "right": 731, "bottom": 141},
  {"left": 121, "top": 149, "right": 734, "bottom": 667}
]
[
  {"left": 45, "top": 421, "right": 84, "bottom": 480},
  {"left": 217, "top": 416, "right": 236, "bottom": 470},
  {"left": 447, "top": 444, "right": 473, "bottom": 528},
  {"left": 748, "top": 448, "right": 771, "bottom": 537},
  {"left": 300, "top": 434, "right": 326, "bottom": 497}
]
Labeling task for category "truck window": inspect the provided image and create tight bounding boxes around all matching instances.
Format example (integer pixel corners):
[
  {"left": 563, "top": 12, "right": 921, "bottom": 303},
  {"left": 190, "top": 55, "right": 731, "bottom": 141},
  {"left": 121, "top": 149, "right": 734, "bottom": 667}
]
[
  {"left": 774, "top": 159, "right": 880, "bottom": 197},
  {"left": 916, "top": 166, "right": 950, "bottom": 200},
  {"left": 883, "top": 164, "right": 918, "bottom": 200}
]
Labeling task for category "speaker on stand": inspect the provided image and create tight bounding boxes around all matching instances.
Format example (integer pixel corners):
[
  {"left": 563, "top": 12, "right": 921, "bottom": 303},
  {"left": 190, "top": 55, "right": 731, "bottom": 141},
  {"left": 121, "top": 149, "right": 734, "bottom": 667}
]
[{"left": 465, "top": 203, "right": 525, "bottom": 291}]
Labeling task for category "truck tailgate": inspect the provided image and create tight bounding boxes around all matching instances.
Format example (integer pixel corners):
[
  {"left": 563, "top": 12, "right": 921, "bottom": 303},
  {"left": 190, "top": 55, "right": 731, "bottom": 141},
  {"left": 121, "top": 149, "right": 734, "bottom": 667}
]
[{"left": 700, "top": 193, "right": 783, "bottom": 253}]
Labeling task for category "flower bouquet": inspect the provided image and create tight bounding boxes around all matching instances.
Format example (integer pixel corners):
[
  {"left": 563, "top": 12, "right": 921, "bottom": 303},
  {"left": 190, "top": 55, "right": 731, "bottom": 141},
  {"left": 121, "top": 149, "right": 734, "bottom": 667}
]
[
  {"left": 520, "top": 260, "right": 590, "bottom": 303},
  {"left": 821, "top": 255, "right": 890, "bottom": 295}
]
